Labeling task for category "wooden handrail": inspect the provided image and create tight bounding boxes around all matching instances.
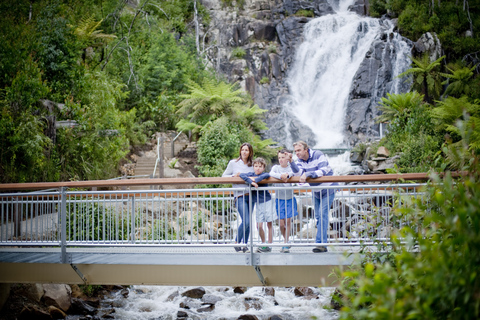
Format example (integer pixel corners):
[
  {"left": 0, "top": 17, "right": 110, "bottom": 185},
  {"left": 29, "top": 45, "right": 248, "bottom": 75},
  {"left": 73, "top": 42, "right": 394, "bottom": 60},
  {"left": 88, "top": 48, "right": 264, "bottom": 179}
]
[{"left": 0, "top": 173, "right": 436, "bottom": 192}]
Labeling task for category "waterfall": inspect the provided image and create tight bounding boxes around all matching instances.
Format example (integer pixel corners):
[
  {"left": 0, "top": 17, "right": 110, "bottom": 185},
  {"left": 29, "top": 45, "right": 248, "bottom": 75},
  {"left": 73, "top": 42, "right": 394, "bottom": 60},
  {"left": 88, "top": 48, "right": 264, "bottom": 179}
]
[{"left": 287, "top": 0, "right": 411, "bottom": 148}]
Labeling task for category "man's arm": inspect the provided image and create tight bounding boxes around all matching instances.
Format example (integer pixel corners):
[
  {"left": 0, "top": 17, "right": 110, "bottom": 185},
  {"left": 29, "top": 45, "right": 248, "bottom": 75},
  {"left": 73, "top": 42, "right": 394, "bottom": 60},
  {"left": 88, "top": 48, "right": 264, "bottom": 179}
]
[{"left": 302, "top": 152, "right": 333, "bottom": 178}]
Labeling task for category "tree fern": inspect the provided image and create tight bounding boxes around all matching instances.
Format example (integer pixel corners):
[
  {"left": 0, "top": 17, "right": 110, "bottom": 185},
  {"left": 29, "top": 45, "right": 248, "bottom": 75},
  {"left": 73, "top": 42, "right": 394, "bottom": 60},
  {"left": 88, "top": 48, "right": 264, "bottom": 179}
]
[
  {"left": 398, "top": 54, "right": 445, "bottom": 104},
  {"left": 72, "top": 15, "right": 116, "bottom": 47},
  {"left": 177, "top": 78, "right": 246, "bottom": 127},
  {"left": 441, "top": 64, "right": 476, "bottom": 98}
]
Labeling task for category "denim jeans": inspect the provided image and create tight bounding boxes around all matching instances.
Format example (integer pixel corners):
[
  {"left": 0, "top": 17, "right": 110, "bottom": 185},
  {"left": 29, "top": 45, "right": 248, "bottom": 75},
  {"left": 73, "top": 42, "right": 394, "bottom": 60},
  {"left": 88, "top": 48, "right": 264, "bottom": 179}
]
[
  {"left": 313, "top": 189, "right": 336, "bottom": 244},
  {"left": 236, "top": 195, "right": 251, "bottom": 244}
]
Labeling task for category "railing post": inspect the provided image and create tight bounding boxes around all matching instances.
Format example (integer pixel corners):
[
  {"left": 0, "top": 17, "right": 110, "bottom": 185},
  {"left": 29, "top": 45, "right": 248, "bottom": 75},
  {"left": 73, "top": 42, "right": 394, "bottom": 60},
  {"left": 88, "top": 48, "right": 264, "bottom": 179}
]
[
  {"left": 13, "top": 197, "right": 20, "bottom": 238},
  {"left": 60, "top": 187, "right": 67, "bottom": 264},
  {"left": 248, "top": 186, "right": 253, "bottom": 256},
  {"left": 130, "top": 195, "right": 136, "bottom": 244}
]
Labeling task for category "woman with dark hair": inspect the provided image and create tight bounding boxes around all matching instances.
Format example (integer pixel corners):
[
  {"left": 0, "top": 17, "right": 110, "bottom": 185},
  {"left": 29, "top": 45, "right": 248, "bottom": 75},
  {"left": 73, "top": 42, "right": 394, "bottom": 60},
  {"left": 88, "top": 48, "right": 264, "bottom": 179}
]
[{"left": 222, "top": 142, "right": 254, "bottom": 252}]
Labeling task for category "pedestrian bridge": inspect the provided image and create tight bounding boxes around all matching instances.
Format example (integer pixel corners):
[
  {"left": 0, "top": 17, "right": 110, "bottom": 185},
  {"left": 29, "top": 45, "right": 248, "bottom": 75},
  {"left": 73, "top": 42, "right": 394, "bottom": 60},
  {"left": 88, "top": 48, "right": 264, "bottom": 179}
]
[{"left": 0, "top": 174, "right": 428, "bottom": 287}]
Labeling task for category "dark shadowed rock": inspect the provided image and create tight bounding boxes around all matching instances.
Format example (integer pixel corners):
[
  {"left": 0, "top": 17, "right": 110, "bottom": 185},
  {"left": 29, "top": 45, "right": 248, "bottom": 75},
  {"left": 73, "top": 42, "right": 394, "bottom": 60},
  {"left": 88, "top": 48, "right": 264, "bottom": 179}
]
[
  {"left": 18, "top": 305, "right": 51, "bottom": 320},
  {"left": 238, "top": 315, "right": 259, "bottom": 320},
  {"left": 71, "top": 297, "right": 97, "bottom": 315},
  {"left": 234, "top": 287, "right": 247, "bottom": 294}
]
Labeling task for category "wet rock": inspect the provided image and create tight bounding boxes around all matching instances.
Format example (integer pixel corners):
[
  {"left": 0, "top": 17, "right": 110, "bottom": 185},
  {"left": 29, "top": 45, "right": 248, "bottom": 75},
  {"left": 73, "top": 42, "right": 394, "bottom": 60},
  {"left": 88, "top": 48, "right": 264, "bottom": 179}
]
[
  {"left": 177, "top": 310, "right": 189, "bottom": 318},
  {"left": 181, "top": 287, "right": 206, "bottom": 299},
  {"left": 238, "top": 315, "right": 259, "bottom": 320},
  {"left": 118, "top": 288, "right": 128, "bottom": 298},
  {"left": 244, "top": 297, "right": 262, "bottom": 310},
  {"left": 350, "top": 151, "right": 363, "bottom": 163},
  {"left": 234, "top": 286, "right": 247, "bottom": 294},
  {"left": 268, "top": 316, "right": 284, "bottom": 320},
  {"left": 167, "top": 290, "right": 180, "bottom": 301},
  {"left": 197, "top": 303, "right": 215, "bottom": 312},
  {"left": 263, "top": 287, "right": 275, "bottom": 296},
  {"left": 70, "top": 297, "right": 97, "bottom": 315},
  {"left": 294, "top": 287, "right": 314, "bottom": 297},
  {"left": 202, "top": 294, "right": 222, "bottom": 304}
]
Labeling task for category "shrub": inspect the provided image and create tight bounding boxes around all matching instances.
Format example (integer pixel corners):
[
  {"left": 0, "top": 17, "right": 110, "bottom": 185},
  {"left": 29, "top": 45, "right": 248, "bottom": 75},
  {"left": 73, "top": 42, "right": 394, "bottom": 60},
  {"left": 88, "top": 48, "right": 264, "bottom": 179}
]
[
  {"left": 295, "top": 9, "right": 314, "bottom": 18},
  {"left": 335, "top": 151, "right": 480, "bottom": 319},
  {"left": 231, "top": 47, "right": 246, "bottom": 59}
]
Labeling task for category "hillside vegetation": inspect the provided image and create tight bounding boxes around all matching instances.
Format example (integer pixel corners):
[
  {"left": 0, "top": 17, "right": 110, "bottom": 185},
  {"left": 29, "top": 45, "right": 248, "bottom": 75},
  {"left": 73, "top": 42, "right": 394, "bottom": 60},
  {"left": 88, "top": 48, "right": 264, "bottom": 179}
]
[{"left": 0, "top": 0, "right": 274, "bottom": 183}]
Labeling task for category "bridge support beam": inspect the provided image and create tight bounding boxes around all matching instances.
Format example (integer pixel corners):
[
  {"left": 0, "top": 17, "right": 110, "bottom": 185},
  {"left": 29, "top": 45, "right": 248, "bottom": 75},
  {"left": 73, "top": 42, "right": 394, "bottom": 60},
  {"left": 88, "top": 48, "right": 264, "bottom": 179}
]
[
  {"left": 70, "top": 264, "right": 87, "bottom": 284},
  {"left": 0, "top": 263, "right": 340, "bottom": 287}
]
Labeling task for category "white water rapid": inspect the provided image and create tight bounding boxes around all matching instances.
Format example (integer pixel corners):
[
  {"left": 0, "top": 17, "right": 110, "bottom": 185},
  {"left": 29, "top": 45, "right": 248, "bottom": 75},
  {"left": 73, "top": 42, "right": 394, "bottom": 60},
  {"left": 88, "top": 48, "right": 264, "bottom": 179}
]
[
  {"left": 287, "top": 0, "right": 411, "bottom": 149},
  {"left": 102, "top": 286, "right": 338, "bottom": 320}
]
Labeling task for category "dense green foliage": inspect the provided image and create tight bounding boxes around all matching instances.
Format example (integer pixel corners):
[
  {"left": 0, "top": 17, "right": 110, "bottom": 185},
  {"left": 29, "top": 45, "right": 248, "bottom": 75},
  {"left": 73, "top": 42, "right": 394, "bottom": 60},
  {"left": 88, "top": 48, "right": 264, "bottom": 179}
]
[
  {"left": 376, "top": 53, "right": 479, "bottom": 173},
  {"left": 369, "top": 0, "right": 480, "bottom": 59},
  {"left": 336, "top": 144, "right": 480, "bottom": 319},
  {"left": 0, "top": 0, "right": 276, "bottom": 183}
]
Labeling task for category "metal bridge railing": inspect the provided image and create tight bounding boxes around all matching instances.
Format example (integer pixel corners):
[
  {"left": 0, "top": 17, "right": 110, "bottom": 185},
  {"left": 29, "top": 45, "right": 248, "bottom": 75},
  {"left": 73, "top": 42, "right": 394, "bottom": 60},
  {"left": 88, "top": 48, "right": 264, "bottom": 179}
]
[{"left": 0, "top": 176, "right": 427, "bottom": 251}]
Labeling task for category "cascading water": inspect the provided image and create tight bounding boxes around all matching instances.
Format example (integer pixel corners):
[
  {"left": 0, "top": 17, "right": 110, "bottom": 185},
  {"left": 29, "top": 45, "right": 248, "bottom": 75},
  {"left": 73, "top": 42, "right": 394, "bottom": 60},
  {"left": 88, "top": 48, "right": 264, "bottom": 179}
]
[
  {"left": 286, "top": 0, "right": 411, "bottom": 149},
  {"left": 100, "top": 286, "right": 338, "bottom": 319}
]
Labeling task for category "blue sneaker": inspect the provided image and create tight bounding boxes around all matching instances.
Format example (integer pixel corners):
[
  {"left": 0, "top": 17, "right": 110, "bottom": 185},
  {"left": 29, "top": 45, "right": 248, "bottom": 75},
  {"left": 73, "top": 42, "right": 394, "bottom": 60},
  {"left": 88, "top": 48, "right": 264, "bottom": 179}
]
[{"left": 280, "top": 246, "right": 290, "bottom": 253}]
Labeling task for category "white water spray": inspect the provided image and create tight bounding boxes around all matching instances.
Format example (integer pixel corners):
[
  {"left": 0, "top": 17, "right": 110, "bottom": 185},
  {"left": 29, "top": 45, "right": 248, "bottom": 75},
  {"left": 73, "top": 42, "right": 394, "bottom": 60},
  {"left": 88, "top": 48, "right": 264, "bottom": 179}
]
[{"left": 287, "top": 0, "right": 410, "bottom": 149}]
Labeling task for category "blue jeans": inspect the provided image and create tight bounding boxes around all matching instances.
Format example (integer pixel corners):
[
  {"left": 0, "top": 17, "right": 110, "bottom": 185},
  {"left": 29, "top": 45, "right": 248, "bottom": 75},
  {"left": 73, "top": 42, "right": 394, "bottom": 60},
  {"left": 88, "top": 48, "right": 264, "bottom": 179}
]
[
  {"left": 236, "top": 195, "right": 251, "bottom": 244},
  {"left": 313, "top": 189, "right": 336, "bottom": 244}
]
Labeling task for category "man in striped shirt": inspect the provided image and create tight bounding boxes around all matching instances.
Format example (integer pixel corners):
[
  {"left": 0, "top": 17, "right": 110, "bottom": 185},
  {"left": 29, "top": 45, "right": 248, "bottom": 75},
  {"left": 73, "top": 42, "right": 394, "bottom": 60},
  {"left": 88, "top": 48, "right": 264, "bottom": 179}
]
[{"left": 293, "top": 141, "right": 336, "bottom": 253}]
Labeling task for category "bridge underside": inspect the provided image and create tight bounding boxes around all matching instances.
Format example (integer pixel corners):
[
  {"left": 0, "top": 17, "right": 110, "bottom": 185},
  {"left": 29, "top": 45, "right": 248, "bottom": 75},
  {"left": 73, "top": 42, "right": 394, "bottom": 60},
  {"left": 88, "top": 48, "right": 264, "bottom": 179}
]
[{"left": 0, "top": 247, "right": 355, "bottom": 287}]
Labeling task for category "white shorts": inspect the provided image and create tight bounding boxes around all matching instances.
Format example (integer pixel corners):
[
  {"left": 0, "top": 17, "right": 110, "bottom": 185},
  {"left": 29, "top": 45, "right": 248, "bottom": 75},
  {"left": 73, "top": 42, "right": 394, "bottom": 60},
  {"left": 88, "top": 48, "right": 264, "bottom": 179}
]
[{"left": 256, "top": 200, "right": 276, "bottom": 223}]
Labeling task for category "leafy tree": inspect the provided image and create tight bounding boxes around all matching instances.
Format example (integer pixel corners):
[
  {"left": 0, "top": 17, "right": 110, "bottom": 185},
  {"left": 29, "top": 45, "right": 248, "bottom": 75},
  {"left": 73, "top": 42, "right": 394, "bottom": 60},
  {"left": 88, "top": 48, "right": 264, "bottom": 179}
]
[
  {"left": 36, "top": 0, "right": 82, "bottom": 100},
  {"left": 398, "top": 54, "right": 445, "bottom": 104},
  {"left": 196, "top": 117, "right": 242, "bottom": 178}
]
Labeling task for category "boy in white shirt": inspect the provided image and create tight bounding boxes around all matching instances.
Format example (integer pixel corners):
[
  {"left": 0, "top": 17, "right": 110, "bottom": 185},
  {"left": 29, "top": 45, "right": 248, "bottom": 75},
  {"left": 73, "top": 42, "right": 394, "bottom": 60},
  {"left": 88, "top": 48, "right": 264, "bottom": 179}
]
[{"left": 269, "top": 149, "right": 300, "bottom": 253}]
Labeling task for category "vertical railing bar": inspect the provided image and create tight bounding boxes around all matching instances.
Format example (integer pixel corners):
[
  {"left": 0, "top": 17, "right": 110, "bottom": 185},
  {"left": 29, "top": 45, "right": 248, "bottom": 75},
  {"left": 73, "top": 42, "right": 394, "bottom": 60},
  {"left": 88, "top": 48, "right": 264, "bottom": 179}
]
[
  {"left": 60, "top": 187, "right": 67, "bottom": 263},
  {"left": 130, "top": 195, "right": 135, "bottom": 244}
]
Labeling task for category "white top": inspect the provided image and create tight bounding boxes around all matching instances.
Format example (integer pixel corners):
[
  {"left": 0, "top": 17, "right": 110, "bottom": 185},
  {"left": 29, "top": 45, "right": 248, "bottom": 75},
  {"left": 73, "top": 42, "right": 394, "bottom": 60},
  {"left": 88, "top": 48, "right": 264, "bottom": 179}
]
[
  {"left": 222, "top": 159, "right": 253, "bottom": 197},
  {"left": 269, "top": 163, "right": 299, "bottom": 200}
]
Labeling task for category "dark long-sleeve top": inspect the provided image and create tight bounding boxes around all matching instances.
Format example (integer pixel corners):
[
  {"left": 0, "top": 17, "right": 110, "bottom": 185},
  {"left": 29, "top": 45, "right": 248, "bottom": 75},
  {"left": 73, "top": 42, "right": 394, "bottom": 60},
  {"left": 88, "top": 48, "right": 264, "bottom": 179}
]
[{"left": 239, "top": 172, "right": 272, "bottom": 203}]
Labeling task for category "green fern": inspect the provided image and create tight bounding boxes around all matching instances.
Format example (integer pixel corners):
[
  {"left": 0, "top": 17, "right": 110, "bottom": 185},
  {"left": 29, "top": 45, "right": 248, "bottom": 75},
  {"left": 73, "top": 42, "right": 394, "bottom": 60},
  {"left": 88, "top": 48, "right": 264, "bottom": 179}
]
[
  {"left": 441, "top": 64, "right": 476, "bottom": 98},
  {"left": 177, "top": 78, "right": 246, "bottom": 128},
  {"left": 375, "top": 92, "right": 424, "bottom": 124},
  {"left": 72, "top": 15, "right": 117, "bottom": 47}
]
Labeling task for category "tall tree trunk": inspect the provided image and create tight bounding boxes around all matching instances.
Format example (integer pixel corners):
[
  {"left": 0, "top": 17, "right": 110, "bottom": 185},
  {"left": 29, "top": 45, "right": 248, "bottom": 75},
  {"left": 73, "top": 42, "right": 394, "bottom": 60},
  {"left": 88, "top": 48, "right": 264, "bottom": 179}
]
[{"left": 194, "top": 1, "right": 200, "bottom": 54}]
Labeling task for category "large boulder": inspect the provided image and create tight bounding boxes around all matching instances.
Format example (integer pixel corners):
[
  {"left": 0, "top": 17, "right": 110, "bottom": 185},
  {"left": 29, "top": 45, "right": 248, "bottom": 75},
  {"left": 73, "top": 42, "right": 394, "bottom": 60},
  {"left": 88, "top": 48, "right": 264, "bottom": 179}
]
[{"left": 42, "top": 283, "right": 71, "bottom": 312}]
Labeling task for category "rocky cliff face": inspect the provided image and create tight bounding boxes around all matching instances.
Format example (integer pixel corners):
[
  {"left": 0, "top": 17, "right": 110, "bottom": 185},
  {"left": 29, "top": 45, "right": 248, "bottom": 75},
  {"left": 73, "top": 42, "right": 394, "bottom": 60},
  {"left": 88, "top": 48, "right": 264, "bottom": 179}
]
[{"left": 200, "top": 0, "right": 412, "bottom": 147}]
